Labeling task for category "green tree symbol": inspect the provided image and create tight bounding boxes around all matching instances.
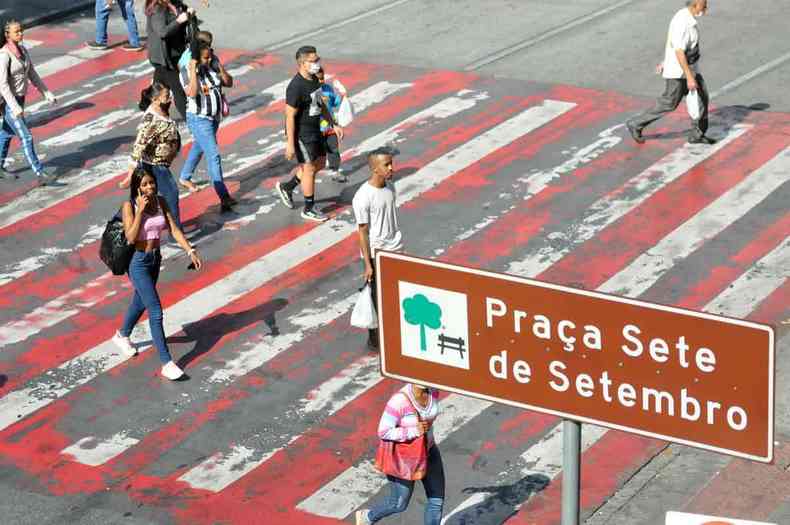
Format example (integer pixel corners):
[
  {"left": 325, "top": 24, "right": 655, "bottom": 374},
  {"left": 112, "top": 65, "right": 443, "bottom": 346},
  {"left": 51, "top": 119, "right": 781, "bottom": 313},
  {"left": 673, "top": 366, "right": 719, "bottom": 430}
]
[{"left": 402, "top": 294, "right": 442, "bottom": 352}]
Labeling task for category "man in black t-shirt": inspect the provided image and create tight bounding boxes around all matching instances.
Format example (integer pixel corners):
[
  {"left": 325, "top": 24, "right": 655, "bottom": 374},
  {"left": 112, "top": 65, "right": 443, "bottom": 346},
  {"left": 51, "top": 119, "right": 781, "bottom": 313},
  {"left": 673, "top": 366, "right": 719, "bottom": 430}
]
[{"left": 275, "top": 45, "right": 344, "bottom": 222}]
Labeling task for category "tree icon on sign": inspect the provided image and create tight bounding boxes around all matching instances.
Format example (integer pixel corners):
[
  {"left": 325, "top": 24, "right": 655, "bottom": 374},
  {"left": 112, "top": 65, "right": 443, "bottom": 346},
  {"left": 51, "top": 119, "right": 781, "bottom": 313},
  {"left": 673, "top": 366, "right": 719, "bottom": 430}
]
[{"left": 402, "top": 294, "right": 442, "bottom": 352}]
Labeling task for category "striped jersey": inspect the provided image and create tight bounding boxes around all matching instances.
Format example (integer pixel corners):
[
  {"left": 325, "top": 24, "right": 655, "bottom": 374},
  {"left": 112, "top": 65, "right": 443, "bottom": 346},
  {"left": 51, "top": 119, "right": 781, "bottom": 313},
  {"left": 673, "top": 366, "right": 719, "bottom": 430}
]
[
  {"left": 377, "top": 385, "right": 439, "bottom": 448},
  {"left": 179, "top": 62, "right": 222, "bottom": 118}
]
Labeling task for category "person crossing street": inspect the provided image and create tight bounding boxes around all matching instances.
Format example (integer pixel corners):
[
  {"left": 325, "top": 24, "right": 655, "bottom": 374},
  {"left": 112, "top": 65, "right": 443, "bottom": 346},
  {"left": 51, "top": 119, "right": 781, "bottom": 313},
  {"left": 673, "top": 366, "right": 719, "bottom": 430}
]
[
  {"left": 0, "top": 19, "right": 57, "bottom": 184},
  {"left": 86, "top": 0, "right": 144, "bottom": 51},
  {"left": 275, "top": 45, "right": 343, "bottom": 222},
  {"left": 626, "top": 0, "right": 715, "bottom": 145},
  {"left": 353, "top": 149, "right": 402, "bottom": 351}
]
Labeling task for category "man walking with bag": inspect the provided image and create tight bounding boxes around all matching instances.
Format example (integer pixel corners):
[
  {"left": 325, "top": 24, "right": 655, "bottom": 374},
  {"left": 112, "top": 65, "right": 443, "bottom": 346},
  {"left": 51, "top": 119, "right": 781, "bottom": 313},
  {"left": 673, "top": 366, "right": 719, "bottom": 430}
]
[
  {"left": 626, "top": 0, "right": 715, "bottom": 145},
  {"left": 353, "top": 149, "right": 401, "bottom": 351}
]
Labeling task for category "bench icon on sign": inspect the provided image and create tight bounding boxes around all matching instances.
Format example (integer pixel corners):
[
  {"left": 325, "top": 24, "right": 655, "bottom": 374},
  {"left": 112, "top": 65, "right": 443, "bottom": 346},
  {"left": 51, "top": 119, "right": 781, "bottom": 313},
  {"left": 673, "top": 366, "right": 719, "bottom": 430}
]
[
  {"left": 398, "top": 281, "right": 471, "bottom": 370},
  {"left": 438, "top": 334, "right": 466, "bottom": 359}
]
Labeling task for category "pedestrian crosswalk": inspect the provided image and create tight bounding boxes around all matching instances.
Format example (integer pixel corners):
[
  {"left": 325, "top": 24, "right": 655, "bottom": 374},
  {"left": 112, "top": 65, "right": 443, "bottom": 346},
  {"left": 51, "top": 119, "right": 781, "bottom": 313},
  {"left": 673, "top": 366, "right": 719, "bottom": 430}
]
[{"left": 0, "top": 32, "right": 787, "bottom": 525}]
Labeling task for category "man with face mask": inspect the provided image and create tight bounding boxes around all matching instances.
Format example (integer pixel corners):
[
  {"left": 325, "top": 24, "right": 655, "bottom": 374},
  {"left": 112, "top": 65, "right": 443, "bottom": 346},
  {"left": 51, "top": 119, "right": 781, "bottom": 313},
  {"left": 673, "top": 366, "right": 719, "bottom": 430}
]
[
  {"left": 626, "top": 0, "right": 715, "bottom": 145},
  {"left": 276, "top": 45, "right": 344, "bottom": 222}
]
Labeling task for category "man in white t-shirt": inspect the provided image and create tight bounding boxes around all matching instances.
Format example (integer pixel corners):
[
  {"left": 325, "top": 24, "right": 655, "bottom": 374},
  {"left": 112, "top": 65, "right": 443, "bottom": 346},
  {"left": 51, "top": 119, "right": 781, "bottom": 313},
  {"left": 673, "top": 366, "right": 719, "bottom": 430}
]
[
  {"left": 353, "top": 148, "right": 402, "bottom": 350},
  {"left": 627, "top": 0, "right": 715, "bottom": 145}
]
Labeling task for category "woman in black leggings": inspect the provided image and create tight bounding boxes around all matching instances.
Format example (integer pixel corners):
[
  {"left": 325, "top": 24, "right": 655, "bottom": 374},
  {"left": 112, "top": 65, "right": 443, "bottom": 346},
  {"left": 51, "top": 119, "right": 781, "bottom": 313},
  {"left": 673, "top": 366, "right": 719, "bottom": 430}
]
[{"left": 145, "top": 0, "right": 195, "bottom": 119}]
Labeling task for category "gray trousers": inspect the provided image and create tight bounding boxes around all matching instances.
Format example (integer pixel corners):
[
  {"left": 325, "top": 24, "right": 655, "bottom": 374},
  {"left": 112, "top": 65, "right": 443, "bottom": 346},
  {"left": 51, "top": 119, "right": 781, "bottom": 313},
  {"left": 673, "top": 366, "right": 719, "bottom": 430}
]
[{"left": 628, "top": 73, "right": 709, "bottom": 139}]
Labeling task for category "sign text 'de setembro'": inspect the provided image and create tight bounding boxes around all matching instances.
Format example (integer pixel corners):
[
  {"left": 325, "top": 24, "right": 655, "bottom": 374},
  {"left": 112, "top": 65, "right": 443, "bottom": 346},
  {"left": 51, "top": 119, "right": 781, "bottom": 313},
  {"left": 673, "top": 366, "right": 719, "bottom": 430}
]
[{"left": 376, "top": 252, "right": 774, "bottom": 462}]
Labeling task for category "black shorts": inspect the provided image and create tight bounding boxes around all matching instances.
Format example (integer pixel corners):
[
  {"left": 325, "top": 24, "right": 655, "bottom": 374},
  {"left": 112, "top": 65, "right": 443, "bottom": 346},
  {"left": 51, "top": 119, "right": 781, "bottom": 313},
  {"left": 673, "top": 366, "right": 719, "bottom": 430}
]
[{"left": 296, "top": 138, "right": 326, "bottom": 164}]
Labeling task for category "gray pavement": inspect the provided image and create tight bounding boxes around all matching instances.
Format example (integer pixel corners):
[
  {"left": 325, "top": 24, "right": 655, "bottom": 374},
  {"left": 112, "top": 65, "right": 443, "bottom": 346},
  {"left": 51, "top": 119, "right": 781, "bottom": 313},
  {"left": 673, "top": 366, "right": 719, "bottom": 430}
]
[
  {"left": 0, "top": 0, "right": 93, "bottom": 27},
  {"left": 0, "top": 1, "right": 788, "bottom": 524}
]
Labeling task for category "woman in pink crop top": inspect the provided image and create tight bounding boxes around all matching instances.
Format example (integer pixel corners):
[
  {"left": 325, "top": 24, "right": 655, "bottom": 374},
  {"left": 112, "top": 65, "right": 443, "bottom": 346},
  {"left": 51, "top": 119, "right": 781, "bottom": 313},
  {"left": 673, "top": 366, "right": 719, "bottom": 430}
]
[{"left": 111, "top": 166, "right": 203, "bottom": 381}]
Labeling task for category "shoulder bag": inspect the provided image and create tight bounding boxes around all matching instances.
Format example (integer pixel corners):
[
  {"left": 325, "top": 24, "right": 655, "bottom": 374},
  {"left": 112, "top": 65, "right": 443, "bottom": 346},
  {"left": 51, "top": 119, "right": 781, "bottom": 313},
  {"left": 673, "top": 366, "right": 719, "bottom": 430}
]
[{"left": 374, "top": 393, "right": 429, "bottom": 480}]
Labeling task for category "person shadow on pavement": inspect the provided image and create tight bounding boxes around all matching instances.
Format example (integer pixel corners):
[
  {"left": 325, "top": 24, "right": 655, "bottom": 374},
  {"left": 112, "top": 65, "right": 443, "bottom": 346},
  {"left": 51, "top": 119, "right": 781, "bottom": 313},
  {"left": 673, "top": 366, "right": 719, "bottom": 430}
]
[
  {"left": 169, "top": 298, "right": 289, "bottom": 372},
  {"left": 442, "top": 473, "right": 552, "bottom": 525},
  {"left": 645, "top": 102, "right": 771, "bottom": 141},
  {"left": 28, "top": 101, "right": 94, "bottom": 128}
]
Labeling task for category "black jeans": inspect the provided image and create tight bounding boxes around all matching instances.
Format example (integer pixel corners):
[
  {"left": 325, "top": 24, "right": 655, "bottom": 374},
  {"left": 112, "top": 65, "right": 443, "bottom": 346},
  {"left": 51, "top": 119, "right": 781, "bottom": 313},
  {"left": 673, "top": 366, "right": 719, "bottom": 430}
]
[
  {"left": 324, "top": 132, "right": 341, "bottom": 170},
  {"left": 153, "top": 64, "right": 187, "bottom": 120},
  {"left": 628, "top": 73, "right": 709, "bottom": 140}
]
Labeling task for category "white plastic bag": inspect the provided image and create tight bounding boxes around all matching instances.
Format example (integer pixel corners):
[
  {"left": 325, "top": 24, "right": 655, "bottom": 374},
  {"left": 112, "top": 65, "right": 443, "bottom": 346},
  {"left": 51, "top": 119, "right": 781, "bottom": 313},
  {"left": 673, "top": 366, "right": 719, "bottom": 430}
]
[
  {"left": 686, "top": 90, "right": 702, "bottom": 121},
  {"left": 335, "top": 95, "right": 354, "bottom": 127},
  {"left": 332, "top": 78, "right": 348, "bottom": 96},
  {"left": 350, "top": 284, "right": 378, "bottom": 329}
]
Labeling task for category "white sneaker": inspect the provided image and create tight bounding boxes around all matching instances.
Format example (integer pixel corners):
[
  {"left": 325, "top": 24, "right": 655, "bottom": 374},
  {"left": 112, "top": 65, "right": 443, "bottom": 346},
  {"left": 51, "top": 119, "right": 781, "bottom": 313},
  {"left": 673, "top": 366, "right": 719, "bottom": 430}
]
[
  {"left": 161, "top": 361, "right": 184, "bottom": 380},
  {"left": 355, "top": 509, "right": 371, "bottom": 525},
  {"left": 112, "top": 331, "right": 137, "bottom": 357}
]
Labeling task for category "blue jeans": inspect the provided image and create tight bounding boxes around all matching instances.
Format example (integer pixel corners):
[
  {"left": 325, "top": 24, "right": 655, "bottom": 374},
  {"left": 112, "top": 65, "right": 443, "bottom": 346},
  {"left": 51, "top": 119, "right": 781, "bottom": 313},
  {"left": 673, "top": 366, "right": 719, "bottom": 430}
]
[
  {"left": 144, "top": 163, "right": 181, "bottom": 230},
  {"left": 120, "top": 250, "right": 172, "bottom": 363},
  {"left": 368, "top": 445, "right": 445, "bottom": 524},
  {"left": 95, "top": 0, "right": 140, "bottom": 47},
  {"left": 180, "top": 113, "right": 230, "bottom": 201},
  {"left": 0, "top": 103, "right": 43, "bottom": 174}
]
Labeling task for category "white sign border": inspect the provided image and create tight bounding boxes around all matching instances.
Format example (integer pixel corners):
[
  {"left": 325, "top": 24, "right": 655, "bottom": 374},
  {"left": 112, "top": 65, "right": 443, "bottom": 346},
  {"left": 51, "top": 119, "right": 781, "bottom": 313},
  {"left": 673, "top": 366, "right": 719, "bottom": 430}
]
[{"left": 376, "top": 251, "right": 776, "bottom": 463}]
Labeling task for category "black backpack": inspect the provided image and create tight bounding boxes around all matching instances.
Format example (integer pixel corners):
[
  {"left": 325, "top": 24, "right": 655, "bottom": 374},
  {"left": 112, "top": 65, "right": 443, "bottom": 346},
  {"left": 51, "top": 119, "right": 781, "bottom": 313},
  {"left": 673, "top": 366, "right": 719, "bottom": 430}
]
[{"left": 99, "top": 209, "right": 134, "bottom": 275}]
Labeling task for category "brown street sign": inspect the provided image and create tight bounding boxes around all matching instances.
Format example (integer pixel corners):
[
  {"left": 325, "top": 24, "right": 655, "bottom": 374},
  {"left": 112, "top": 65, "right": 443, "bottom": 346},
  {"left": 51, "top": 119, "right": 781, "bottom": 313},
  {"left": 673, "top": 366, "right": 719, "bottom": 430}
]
[{"left": 376, "top": 251, "right": 775, "bottom": 462}]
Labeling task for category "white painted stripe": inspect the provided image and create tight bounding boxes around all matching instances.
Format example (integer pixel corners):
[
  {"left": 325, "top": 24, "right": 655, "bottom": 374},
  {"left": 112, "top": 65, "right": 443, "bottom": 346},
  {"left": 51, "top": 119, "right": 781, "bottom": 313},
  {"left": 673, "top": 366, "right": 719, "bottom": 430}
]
[
  {"left": 440, "top": 423, "right": 606, "bottom": 523},
  {"left": 60, "top": 432, "right": 139, "bottom": 466},
  {"left": 298, "top": 394, "right": 492, "bottom": 519},
  {"left": 27, "top": 62, "right": 151, "bottom": 118},
  {"left": 41, "top": 109, "right": 139, "bottom": 148},
  {"left": 346, "top": 81, "right": 411, "bottom": 112},
  {"left": 346, "top": 89, "right": 489, "bottom": 159},
  {"left": 36, "top": 47, "right": 115, "bottom": 79},
  {"left": 0, "top": 82, "right": 415, "bottom": 347},
  {"left": 26, "top": 89, "right": 77, "bottom": 115},
  {"left": 506, "top": 122, "right": 751, "bottom": 278},
  {"left": 177, "top": 445, "right": 259, "bottom": 491},
  {"left": 0, "top": 100, "right": 574, "bottom": 432},
  {"left": 600, "top": 147, "right": 790, "bottom": 297},
  {"left": 300, "top": 356, "right": 380, "bottom": 415},
  {"left": 464, "top": 0, "right": 636, "bottom": 71},
  {"left": 179, "top": 355, "right": 380, "bottom": 492},
  {"left": 705, "top": 235, "right": 790, "bottom": 318},
  {"left": 711, "top": 50, "right": 790, "bottom": 99}
]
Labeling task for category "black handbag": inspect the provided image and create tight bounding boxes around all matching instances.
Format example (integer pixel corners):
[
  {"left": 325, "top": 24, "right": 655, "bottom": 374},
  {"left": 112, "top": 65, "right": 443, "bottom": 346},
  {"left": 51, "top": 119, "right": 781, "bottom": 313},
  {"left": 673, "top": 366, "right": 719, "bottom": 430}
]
[{"left": 99, "top": 209, "right": 134, "bottom": 275}]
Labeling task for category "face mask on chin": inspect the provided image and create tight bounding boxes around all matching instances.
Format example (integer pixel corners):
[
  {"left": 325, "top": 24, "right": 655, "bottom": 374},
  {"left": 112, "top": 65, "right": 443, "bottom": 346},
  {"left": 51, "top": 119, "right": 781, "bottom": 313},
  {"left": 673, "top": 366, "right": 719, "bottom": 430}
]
[{"left": 160, "top": 101, "right": 171, "bottom": 113}]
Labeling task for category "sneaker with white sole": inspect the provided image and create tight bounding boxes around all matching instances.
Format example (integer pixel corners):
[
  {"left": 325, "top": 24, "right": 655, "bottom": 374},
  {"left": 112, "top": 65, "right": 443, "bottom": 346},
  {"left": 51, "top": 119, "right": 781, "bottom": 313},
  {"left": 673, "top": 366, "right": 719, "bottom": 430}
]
[
  {"left": 112, "top": 331, "right": 137, "bottom": 357},
  {"left": 161, "top": 361, "right": 184, "bottom": 380},
  {"left": 301, "top": 208, "right": 328, "bottom": 222},
  {"left": 275, "top": 181, "right": 295, "bottom": 209},
  {"left": 355, "top": 509, "right": 371, "bottom": 525}
]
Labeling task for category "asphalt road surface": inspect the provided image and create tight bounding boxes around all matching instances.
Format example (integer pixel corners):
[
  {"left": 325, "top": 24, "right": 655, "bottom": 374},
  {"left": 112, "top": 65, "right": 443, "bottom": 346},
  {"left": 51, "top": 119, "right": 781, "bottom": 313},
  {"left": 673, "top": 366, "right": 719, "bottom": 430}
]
[{"left": 0, "top": 1, "right": 788, "bottom": 524}]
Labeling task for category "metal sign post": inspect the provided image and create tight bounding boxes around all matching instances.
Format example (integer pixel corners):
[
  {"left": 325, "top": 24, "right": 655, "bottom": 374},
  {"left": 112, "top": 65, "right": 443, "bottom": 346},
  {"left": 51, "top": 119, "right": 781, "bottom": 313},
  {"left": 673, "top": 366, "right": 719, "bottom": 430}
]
[{"left": 562, "top": 419, "right": 581, "bottom": 525}]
